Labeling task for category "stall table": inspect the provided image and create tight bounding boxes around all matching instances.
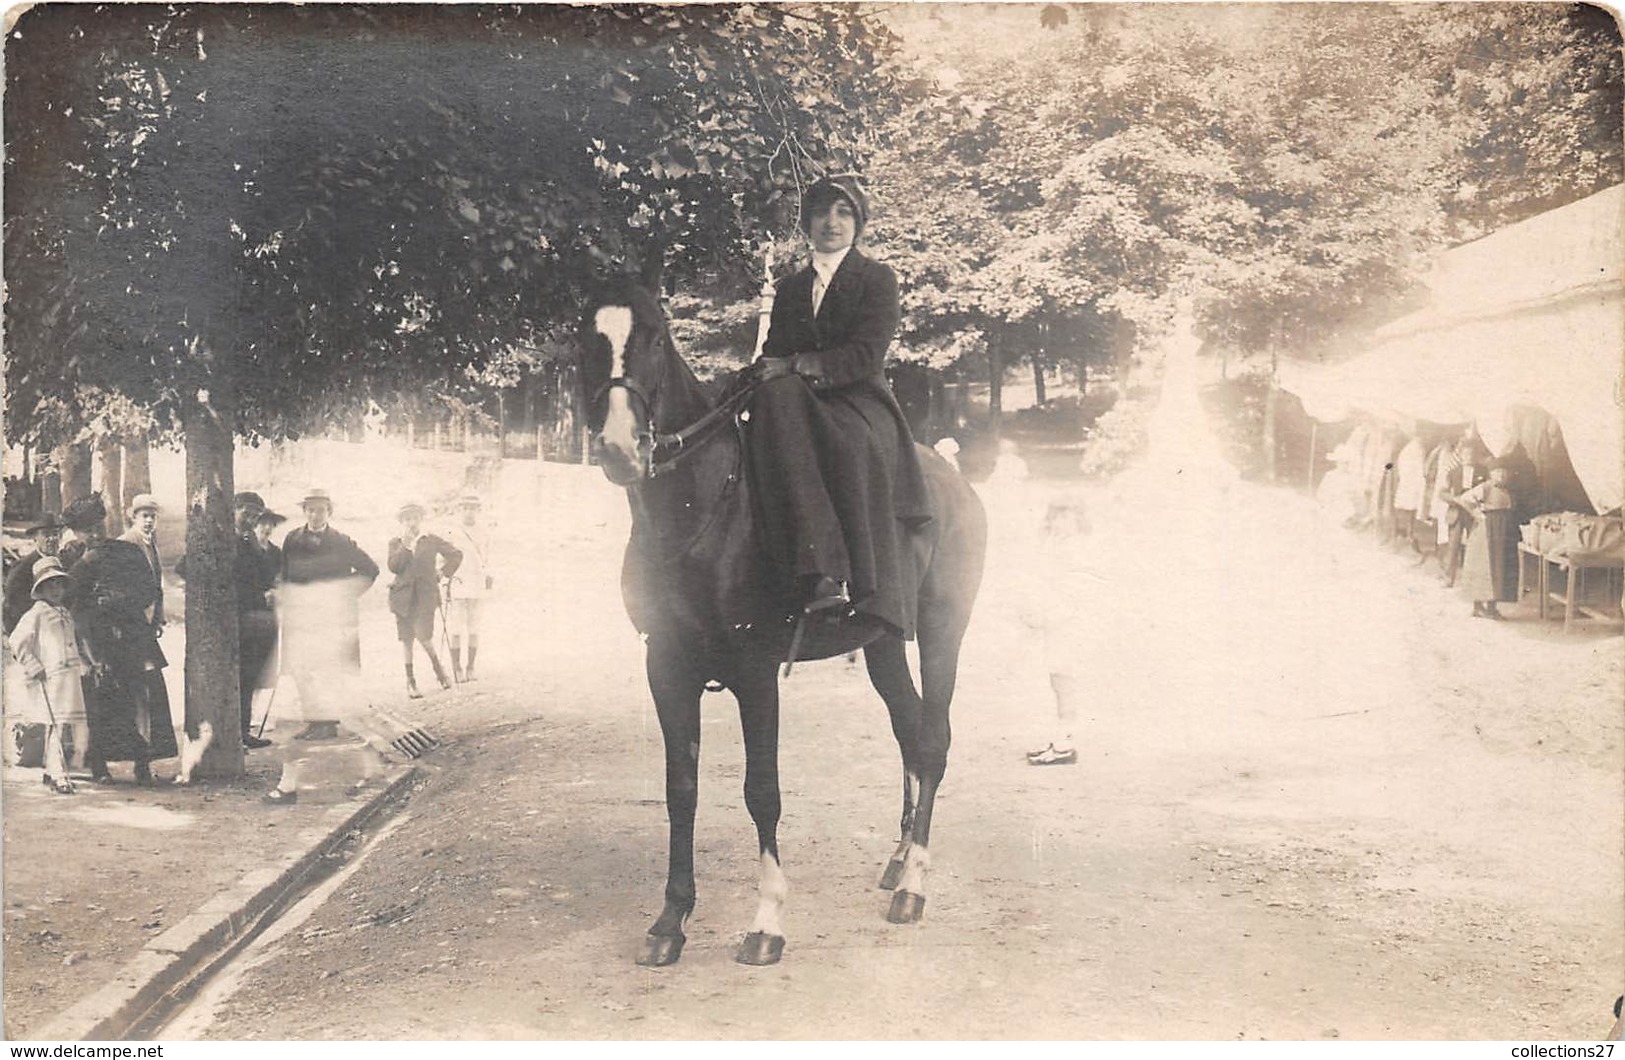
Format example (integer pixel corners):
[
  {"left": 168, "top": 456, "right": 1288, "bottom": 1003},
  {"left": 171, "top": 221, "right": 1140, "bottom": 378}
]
[{"left": 1518, "top": 542, "right": 1624, "bottom": 632}]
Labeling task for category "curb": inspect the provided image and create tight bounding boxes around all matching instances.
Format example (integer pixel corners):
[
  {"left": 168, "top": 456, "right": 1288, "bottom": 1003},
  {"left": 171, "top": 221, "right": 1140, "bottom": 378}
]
[{"left": 33, "top": 765, "right": 421, "bottom": 1041}]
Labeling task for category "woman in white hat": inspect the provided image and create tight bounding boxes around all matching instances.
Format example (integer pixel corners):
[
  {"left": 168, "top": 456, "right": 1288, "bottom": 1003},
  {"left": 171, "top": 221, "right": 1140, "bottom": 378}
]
[{"left": 8, "top": 557, "right": 91, "bottom": 793}]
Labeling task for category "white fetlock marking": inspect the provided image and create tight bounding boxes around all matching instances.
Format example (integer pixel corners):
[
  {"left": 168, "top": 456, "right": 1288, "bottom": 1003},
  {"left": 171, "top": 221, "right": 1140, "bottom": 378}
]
[
  {"left": 747, "top": 850, "right": 788, "bottom": 938},
  {"left": 897, "top": 843, "right": 931, "bottom": 896},
  {"left": 906, "top": 771, "right": 920, "bottom": 809}
]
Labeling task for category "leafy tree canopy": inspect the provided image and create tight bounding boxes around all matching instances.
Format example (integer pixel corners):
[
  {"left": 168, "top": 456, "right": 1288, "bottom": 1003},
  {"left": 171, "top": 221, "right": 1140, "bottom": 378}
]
[
  {"left": 5, "top": 3, "right": 909, "bottom": 446},
  {"left": 866, "top": 2, "right": 1621, "bottom": 365}
]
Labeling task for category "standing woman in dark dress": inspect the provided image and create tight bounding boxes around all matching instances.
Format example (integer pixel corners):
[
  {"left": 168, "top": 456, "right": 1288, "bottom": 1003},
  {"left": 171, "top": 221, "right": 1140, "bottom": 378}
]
[
  {"left": 234, "top": 493, "right": 283, "bottom": 749},
  {"left": 66, "top": 495, "right": 178, "bottom": 785}
]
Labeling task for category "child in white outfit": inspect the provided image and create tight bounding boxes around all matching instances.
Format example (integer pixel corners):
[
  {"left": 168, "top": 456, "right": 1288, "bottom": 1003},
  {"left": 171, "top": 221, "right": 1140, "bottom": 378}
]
[{"left": 8, "top": 557, "right": 90, "bottom": 793}]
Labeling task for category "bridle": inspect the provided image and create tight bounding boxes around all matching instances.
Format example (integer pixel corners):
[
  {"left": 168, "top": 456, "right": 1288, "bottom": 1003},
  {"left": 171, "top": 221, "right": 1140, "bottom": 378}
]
[{"left": 589, "top": 325, "right": 758, "bottom": 480}]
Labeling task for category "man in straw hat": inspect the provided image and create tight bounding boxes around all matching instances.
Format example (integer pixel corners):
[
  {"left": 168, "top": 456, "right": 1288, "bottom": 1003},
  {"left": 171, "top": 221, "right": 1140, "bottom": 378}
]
[
  {"left": 266, "top": 487, "right": 380, "bottom": 803},
  {"left": 744, "top": 173, "right": 932, "bottom": 634},
  {"left": 8, "top": 556, "right": 91, "bottom": 793},
  {"left": 3, "top": 512, "right": 65, "bottom": 635},
  {"left": 119, "top": 493, "right": 166, "bottom": 632}
]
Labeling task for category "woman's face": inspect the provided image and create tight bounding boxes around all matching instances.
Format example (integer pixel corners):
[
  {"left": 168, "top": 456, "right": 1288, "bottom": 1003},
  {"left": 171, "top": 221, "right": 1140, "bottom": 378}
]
[{"left": 808, "top": 198, "right": 858, "bottom": 254}]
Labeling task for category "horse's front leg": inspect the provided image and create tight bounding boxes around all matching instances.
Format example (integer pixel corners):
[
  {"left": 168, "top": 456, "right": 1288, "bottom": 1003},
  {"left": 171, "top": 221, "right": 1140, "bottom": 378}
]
[
  {"left": 731, "top": 658, "right": 788, "bottom": 965},
  {"left": 638, "top": 637, "right": 705, "bottom": 967}
]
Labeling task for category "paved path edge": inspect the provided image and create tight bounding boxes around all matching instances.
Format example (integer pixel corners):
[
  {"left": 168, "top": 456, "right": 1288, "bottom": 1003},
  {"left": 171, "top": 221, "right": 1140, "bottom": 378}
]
[{"left": 30, "top": 765, "right": 422, "bottom": 1042}]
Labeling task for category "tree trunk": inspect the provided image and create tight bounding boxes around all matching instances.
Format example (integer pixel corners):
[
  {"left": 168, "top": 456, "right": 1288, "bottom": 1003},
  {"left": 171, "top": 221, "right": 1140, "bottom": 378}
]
[
  {"left": 1033, "top": 360, "right": 1047, "bottom": 407},
  {"left": 181, "top": 394, "right": 244, "bottom": 778},
  {"left": 497, "top": 392, "right": 507, "bottom": 460},
  {"left": 97, "top": 434, "right": 125, "bottom": 538},
  {"left": 1262, "top": 373, "right": 1279, "bottom": 484},
  {"left": 988, "top": 336, "right": 1004, "bottom": 434},
  {"left": 123, "top": 436, "right": 152, "bottom": 508},
  {"left": 58, "top": 439, "right": 92, "bottom": 509}
]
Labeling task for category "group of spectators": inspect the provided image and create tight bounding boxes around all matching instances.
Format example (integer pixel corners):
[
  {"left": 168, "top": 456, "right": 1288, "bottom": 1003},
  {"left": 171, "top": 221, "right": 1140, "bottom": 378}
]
[
  {"left": 1319, "top": 425, "right": 1522, "bottom": 619},
  {"left": 3, "top": 492, "right": 174, "bottom": 792},
  {"left": 3, "top": 484, "right": 495, "bottom": 801}
]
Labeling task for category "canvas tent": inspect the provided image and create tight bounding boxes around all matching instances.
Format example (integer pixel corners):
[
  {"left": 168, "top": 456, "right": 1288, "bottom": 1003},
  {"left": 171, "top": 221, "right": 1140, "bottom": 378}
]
[{"left": 1279, "top": 184, "right": 1624, "bottom": 514}]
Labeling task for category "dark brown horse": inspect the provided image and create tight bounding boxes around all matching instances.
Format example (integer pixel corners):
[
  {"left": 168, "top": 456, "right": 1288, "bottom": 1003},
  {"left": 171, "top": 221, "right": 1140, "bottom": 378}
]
[{"left": 580, "top": 281, "right": 986, "bottom": 967}]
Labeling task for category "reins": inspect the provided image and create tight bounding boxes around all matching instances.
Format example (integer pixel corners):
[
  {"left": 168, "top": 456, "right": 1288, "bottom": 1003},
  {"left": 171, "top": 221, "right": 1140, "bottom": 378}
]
[{"left": 592, "top": 362, "right": 759, "bottom": 479}]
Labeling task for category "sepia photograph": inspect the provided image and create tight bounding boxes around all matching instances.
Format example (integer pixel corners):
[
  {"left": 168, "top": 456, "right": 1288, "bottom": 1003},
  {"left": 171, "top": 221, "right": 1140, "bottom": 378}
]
[{"left": 2, "top": 0, "right": 1621, "bottom": 1042}]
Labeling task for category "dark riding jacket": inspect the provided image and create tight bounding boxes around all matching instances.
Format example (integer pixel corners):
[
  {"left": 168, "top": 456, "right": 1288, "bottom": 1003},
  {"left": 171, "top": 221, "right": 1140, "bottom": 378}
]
[{"left": 761, "top": 248, "right": 932, "bottom": 526}]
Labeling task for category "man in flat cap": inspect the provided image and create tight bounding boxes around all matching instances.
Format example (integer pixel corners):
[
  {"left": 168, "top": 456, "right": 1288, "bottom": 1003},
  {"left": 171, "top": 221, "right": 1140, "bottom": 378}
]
[
  {"left": 386, "top": 501, "right": 461, "bottom": 697},
  {"left": 746, "top": 174, "right": 932, "bottom": 636},
  {"left": 3, "top": 513, "right": 65, "bottom": 636}
]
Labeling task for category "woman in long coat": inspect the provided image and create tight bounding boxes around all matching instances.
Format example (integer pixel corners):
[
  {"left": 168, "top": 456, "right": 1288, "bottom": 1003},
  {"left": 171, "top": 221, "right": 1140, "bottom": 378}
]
[
  {"left": 746, "top": 174, "right": 932, "bottom": 637},
  {"left": 1453, "top": 457, "right": 1518, "bottom": 619},
  {"left": 67, "top": 504, "right": 178, "bottom": 785}
]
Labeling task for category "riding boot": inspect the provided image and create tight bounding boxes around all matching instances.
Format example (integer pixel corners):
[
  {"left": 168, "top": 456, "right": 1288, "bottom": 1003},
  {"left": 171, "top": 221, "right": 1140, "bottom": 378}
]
[
  {"left": 464, "top": 645, "right": 478, "bottom": 681},
  {"left": 134, "top": 760, "right": 154, "bottom": 787},
  {"left": 451, "top": 646, "right": 464, "bottom": 683},
  {"left": 406, "top": 663, "right": 423, "bottom": 700}
]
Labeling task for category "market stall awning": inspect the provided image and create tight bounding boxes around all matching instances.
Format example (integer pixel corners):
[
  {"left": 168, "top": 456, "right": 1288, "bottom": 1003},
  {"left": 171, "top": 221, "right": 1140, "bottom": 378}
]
[{"left": 1277, "top": 185, "right": 1624, "bottom": 514}]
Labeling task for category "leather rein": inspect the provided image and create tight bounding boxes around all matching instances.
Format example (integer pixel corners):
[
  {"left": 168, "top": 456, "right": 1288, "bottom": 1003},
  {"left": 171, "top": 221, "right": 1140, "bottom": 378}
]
[{"left": 591, "top": 366, "right": 757, "bottom": 480}]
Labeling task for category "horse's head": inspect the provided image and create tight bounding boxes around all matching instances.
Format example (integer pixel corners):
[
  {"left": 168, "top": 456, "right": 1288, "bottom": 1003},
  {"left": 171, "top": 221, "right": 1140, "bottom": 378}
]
[{"left": 580, "top": 282, "right": 672, "bottom": 486}]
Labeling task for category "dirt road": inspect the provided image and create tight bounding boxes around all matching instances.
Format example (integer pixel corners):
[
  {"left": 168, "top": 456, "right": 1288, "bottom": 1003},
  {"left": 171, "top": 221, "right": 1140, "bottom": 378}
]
[{"left": 164, "top": 466, "right": 1622, "bottom": 1039}]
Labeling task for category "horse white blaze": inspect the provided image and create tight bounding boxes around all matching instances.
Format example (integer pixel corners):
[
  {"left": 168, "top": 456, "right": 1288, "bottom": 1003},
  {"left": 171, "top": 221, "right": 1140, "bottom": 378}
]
[
  {"left": 593, "top": 305, "right": 641, "bottom": 465},
  {"left": 897, "top": 843, "right": 931, "bottom": 896},
  {"left": 748, "top": 850, "right": 789, "bottom": 938},
  {"left": 594, "top": 305, "right": 633, "bottom": 379}
]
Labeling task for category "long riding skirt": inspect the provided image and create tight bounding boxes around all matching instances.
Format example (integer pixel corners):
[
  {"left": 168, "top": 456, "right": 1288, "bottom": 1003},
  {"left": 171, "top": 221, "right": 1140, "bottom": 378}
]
[{"left": 747, "top": 375, "right": 919, "bottom": 638}]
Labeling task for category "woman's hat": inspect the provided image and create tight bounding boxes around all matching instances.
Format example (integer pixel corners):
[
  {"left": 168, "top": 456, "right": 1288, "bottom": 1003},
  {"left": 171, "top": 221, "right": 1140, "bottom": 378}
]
[
  {"left": 60, "top": 494, "right": 107, "bottom": 533},
  {"left": 398, "top": 502, "right": 425, "bottom": 520},
  {"left": 128, "top": 493, "right": 160, "bottom": 515},
  {"left": 255, "top": 509, "right": 288, "bottom": 527},
  {"left": 801, "top": 174, "right": 870, "bottom": 235},
  {"left": 30, "top": 556, "right": 68, "bottom": 597},
  {"left": 233, "top": 491, "right": 267, "bottom": 512}
]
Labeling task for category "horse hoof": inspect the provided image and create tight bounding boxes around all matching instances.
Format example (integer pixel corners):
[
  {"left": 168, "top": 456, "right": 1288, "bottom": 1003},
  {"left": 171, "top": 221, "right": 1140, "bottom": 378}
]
[
  {"left": 886, "top": 890, "right": 926, "bottom": 924},
  {"left": 636, "top": 932, "right": 685, "bottom": 967},
  {"left": 735, "top": 931, "right": 785, "bottom": 966},
  {"left": 878, "top": 858, "right": 905, "bottom": 890}
]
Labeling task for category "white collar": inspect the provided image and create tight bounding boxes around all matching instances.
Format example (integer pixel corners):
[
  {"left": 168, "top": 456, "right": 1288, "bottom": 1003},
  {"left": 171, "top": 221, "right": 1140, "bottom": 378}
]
[{"left": 811, "top": 246, "right": 852, "bottom": 279}]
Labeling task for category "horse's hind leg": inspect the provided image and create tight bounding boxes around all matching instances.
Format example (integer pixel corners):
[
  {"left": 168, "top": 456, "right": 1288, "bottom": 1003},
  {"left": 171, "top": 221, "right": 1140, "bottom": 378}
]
[
  {"left": 639, "top": 639, "right": 704, "bottom": 967},
  {"left": 732, "top": 659, "right": 788, "bottom": 966},
  {"left": 886, "top": 619, "right": 964, "bottom": 924},
  {"left": 863, "top": 635, "right": 922, "bottom": 894}
]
